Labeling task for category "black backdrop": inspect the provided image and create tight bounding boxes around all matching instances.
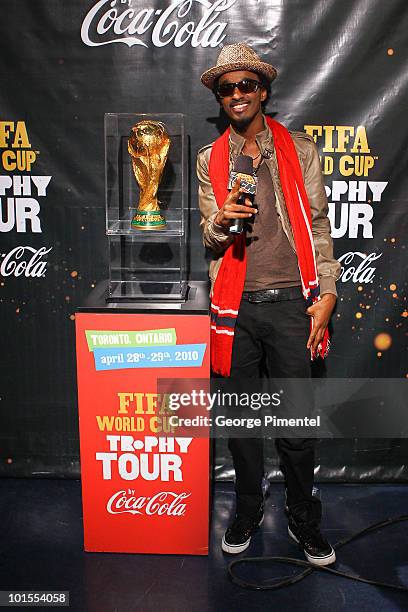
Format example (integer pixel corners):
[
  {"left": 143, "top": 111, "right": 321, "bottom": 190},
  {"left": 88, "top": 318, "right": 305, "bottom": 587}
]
[{"left": 0, "top": 0, "right": 407, "bottom": 480}]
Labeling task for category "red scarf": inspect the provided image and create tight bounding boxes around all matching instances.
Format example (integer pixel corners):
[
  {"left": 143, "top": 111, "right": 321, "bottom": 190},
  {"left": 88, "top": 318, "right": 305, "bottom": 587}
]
[{"left": 208, "top": 117, "right": 330, "bottom": 376}]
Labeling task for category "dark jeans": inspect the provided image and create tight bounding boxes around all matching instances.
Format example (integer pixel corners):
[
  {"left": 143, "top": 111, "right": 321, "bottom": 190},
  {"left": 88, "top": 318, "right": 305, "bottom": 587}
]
[{"left": 228, "top": 296, "right": 322, "bottom": 523}]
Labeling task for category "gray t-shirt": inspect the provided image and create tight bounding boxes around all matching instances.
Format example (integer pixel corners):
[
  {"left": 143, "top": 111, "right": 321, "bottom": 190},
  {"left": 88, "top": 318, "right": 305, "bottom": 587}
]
[{"left": 244, "top": 161, "right": 301, "bottom": 291}]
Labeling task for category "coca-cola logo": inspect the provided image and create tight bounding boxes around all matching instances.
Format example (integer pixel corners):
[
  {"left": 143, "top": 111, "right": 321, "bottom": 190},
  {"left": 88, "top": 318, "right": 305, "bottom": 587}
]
[
  {"left": 107, "top": 489, "right": 191, "bottom": 516},
  {"left": 0, "top": 246, "right": 52, "bottom": 278},
  {"left": 338, "top": 251, "right": 382, "bottom": 284},
  {"left": 81, "top": 0, "right": 236, "bottom": 48}
]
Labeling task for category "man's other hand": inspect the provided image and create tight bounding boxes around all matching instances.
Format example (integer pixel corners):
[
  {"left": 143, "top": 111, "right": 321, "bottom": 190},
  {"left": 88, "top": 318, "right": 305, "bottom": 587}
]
[{"left": 306, "top": 293, "right": 337, "bottom": 352}]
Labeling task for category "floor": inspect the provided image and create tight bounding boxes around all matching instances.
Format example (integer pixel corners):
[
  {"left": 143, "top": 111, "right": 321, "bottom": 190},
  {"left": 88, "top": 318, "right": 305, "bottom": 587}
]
[{"left": 0, "top": 479, "right": 407, "bottom": 611}]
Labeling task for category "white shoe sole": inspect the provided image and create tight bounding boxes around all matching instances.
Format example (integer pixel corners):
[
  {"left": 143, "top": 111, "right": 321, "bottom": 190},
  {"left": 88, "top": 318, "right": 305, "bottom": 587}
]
[
  {"left": 221, "top": 515, "right": 264, "bottom": 555},
  {"left": 288, "top": 526, "right": 336, "bottom": 566}
]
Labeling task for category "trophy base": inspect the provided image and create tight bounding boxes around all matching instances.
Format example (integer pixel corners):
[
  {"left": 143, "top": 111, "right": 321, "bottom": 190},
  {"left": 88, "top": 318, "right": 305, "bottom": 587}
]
[{"left": 131, "top": 209, "right": 166, "bottom": 230}]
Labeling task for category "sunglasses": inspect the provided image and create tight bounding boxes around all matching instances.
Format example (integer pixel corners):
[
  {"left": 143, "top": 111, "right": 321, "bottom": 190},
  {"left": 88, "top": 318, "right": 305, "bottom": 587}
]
[{"left": 216, "top": 78, "right": 262, "bottom": 98}]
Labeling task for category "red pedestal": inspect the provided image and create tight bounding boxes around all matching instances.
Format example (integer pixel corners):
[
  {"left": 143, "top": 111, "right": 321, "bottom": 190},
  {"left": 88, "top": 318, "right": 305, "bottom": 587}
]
[{"left": 75, "top": 312, "right": 210, "bottom": 555}]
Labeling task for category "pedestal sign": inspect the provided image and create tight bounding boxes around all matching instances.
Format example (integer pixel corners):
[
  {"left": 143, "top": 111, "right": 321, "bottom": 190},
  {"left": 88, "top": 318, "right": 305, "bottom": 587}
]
[{"left": 75, "top": 312, "right": 210, "bottom": 555}]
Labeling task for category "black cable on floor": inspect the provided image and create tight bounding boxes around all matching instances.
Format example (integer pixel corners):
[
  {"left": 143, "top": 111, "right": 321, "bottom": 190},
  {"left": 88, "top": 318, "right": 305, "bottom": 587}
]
[{"left": 227, "top": 515, "right": 408, "bottom": 591}]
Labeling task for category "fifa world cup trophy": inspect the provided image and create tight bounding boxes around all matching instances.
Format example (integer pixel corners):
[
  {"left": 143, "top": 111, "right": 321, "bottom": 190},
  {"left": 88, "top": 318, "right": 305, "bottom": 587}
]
[{"left": 128, "top": 120, "right": 170, "bottom": 229}]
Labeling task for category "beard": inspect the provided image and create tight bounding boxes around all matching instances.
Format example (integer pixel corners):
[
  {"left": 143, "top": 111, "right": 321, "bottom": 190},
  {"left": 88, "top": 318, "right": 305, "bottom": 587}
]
[
  {"left": 230, "top": 114, "right": 255, "bottom": 131},
  {"left": 226, "top": 102, "right": 263, "bottom": 133}
]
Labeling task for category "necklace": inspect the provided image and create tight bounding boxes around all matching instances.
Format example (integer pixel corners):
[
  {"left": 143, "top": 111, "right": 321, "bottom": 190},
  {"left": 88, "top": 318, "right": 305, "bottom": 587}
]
[
  {"left": 253, "top": 156, "right": 264, "bottom": 176},
  {"left": 243, "top": 150, "right": 261, "bottom": 161}
]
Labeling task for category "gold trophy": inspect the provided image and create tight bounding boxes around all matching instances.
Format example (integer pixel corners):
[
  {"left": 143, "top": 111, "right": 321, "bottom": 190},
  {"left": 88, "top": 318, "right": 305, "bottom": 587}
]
[{"left": 128, "top": 120, "right": 170, "bottom": 230}]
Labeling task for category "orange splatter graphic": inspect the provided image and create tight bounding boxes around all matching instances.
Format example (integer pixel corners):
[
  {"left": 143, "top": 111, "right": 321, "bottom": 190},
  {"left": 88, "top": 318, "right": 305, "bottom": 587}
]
[{"left": 374, "top": 333, "right": 392, "bottom": 351}]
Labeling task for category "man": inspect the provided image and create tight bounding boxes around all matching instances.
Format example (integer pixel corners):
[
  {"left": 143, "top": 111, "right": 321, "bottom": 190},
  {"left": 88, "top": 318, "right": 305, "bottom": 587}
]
[{"left": 197, "top": 43, "right": 341, "bottom": 566}]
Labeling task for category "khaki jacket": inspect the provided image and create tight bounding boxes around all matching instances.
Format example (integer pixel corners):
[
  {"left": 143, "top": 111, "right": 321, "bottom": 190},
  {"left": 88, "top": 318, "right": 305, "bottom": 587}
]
[{"left": 196, "top": 118, "right": 341, "bottom": 296}]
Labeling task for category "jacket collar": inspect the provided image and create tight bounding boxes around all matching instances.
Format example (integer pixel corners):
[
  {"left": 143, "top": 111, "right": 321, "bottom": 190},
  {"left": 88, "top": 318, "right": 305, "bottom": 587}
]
[{"left": 228, "top": 115, "right": 274, "bottom": 157}]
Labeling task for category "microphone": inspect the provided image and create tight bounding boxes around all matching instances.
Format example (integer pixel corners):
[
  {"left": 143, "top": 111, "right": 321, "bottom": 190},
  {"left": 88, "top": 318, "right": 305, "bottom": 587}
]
[{"left": 228, "top": 155, "right": 257, "bottom": 235}]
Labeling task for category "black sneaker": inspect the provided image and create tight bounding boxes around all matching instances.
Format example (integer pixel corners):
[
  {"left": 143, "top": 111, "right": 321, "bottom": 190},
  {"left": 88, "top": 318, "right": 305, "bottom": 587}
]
[
  {"left": 288, "top": 517, "right": 336, "bottom": 566},
  {"left": 221, "top": 507, "right": 264, "bottom": 554}
]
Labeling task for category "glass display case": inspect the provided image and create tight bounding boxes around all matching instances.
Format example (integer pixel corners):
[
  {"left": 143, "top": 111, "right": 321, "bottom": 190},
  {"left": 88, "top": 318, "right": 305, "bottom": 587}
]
[{"left": 105, "top": 113, "right": 187, "bottom": 300}]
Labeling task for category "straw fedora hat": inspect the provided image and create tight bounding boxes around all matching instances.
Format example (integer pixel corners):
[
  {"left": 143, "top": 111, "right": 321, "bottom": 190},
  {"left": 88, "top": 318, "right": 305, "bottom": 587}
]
[{"left": 201, "top": 43, "right": 277, "bottom": 90}]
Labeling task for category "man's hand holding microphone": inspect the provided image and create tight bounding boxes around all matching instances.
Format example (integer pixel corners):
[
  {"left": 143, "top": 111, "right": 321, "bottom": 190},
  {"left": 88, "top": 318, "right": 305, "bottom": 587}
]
[
  {"left": 214, "top": 178, "right": 258, "bottom": 229},
  {"left": 214, "top": 155, "right": 258, "bottom": 233}
]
